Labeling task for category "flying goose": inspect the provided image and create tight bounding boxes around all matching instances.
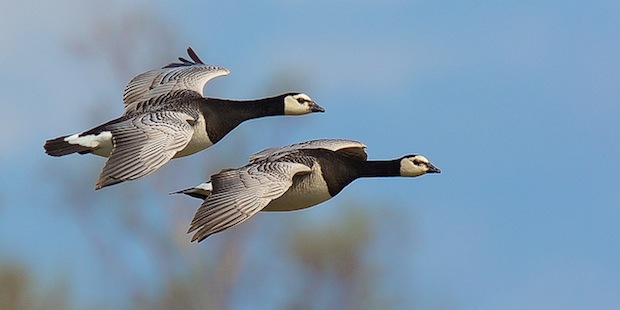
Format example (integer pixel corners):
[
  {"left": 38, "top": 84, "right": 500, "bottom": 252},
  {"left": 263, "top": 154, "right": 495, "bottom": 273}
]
[
  {"left": 176, "top": 138, "right": 440, "bottom": 242},
  {"left": 44, "top": 47, "right": 325, "bottom": 189}
]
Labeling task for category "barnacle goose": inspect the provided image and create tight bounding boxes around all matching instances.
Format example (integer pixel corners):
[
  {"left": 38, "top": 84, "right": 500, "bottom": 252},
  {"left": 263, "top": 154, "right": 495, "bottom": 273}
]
[
  {"left": 176, "top": 138, "right": 440, "bottom": 242},
  {"left": 44, "top": 47, "right": 324, "bottom": 189}
]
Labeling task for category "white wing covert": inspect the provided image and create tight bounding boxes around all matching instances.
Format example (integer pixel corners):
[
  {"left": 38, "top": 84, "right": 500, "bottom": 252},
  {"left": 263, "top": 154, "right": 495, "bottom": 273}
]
[
  {"left": 188, "top": 161, "right": 312, "bottom": 241},
  {"left": 122, "top": 47, "right": 230, "bottom": 106},
  {"left": 95, "top": 111, "right": 195, "bottom": 189},
  {"left": 249, "top": 138, "right": 367, "bottom": 163}
]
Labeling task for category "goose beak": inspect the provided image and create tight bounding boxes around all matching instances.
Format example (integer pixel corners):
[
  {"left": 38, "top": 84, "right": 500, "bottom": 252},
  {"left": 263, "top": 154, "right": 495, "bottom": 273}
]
[
  {"left": 309, "top": 102, "right": 325, "bottom": 113},
  {"left": 427, "top": 163, "right": 441, "bottom": 174}
]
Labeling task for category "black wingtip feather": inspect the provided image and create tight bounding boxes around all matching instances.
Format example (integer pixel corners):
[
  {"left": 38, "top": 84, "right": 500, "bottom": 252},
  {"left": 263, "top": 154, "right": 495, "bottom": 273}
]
[
  {"left": 162, "top": 46, "right": 204, "bottom": 68},
  {"left": 186, "top": 47, "right": 204, "bottom": 64}
]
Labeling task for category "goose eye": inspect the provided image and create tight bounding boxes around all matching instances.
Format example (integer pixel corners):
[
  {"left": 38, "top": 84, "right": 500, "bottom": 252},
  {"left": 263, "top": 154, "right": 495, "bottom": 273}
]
[{"left": 413, "top": 160, "right": 427, "bottom": 168}]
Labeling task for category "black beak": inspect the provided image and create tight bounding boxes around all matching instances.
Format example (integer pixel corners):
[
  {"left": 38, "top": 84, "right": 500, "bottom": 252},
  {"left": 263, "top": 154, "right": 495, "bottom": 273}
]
[
  {"left": 310, "top": 101, "right": 325, "bottom": 113},
  {"left": 427, "top": 163, "right": 441, "bottom": 174}
]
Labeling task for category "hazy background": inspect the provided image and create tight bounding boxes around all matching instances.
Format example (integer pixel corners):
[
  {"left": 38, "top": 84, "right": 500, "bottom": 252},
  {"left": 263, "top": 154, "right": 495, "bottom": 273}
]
[{"left": 1, "top": 0, "right": 619, "bottom": 309}]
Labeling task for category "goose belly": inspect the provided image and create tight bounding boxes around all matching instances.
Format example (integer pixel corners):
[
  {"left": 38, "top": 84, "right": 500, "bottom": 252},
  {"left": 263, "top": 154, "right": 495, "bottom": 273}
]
[
  {"left": 91, "top": 140, "right": 113, "bottom": 157},
  {"left": 174, "top": 115, "right": 213, "bottom": 158},
  {"left": 263, "top": 169, "right": 333, "bottom": 212}
]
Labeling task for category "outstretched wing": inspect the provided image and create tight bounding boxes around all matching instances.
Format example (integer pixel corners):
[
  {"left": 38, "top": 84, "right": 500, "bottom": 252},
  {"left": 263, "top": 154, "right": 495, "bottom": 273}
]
[
  {"left": 249, "top": 138, "right": 368, "bottom": 163},
  {"left": 95, "top": 111, "right": 195, "bottom": 189},
  {"left": 187, "top": 161, "right": 312, "bottom": 242},
  {"left": 122, "top": 47, "right": 229, "bottom": 106}
]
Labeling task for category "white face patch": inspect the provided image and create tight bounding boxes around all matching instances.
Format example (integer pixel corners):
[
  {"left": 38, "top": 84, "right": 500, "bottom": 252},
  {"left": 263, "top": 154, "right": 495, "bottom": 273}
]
[
  {"left": 293, "top": 93, "right": 312, "bottom": 102},
  {"left": 400, "top": 155, "right": 431, "bottom": 177},
  {"left": 64, "top": 131, "right": 112, "bottom": 148},
  {"left": 283, "top": 93, "right": 314, "bottom": 115}
]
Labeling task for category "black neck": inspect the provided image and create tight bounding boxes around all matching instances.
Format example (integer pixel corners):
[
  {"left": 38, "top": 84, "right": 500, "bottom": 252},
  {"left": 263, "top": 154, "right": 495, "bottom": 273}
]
[
  {"left": 356, "top": 159, "right": 401, "bottom": 178},
  {"left": 312, "top": 150, "right": 402, "bottom": 197},
  {"left": 205, "top": 96, "right": 285, "bottom": 120},
  {"left": 200, "top": 95, "right": 285, "bottom": 143}
]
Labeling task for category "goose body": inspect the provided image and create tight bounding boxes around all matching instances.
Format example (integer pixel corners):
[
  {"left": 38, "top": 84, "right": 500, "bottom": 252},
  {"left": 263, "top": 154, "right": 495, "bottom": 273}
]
[
  {"left": 44, "top": 48, "right": 324, "bottom": 189},
  {"left": 178, "top": 138, "right": 440, "bottom": 242}
]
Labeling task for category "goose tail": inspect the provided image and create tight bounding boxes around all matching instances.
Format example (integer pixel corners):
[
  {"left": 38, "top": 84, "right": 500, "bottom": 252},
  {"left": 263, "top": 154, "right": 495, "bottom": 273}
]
[{"left": 44, "top": 134, "right": 95, "bottom": 157}]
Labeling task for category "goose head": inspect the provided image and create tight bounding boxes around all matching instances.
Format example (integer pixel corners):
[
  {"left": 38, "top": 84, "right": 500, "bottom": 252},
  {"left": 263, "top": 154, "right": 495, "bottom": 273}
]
[
  {"left": 283, "top": 93, "right": 325, "bottom": 115},
  {"left": 399, "top": 155, "right": 441, "bottom": 177}
]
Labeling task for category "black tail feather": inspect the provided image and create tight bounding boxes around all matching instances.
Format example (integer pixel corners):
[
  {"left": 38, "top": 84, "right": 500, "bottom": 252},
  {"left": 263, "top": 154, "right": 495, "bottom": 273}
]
[
  {"left": 170, "top": 187, "right": 211, "bottom": 200},
  {"left": 44, "top": 136, "right": 93, "bottom": 157}
]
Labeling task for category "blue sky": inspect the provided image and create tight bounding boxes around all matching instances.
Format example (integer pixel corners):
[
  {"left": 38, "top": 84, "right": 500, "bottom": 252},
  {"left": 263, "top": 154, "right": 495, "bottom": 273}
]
[{"left": 1, "top": 0, "right": 619, "bottom": 309}]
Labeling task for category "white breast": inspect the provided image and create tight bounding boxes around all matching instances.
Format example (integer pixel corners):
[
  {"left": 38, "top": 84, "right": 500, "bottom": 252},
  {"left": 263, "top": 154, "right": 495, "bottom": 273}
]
[
  {"left": 174, "top": 114, "right": 213, "bottom": 158},
  {"left": 263, "top": 163, "right": 333, "bottom": 211}
]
